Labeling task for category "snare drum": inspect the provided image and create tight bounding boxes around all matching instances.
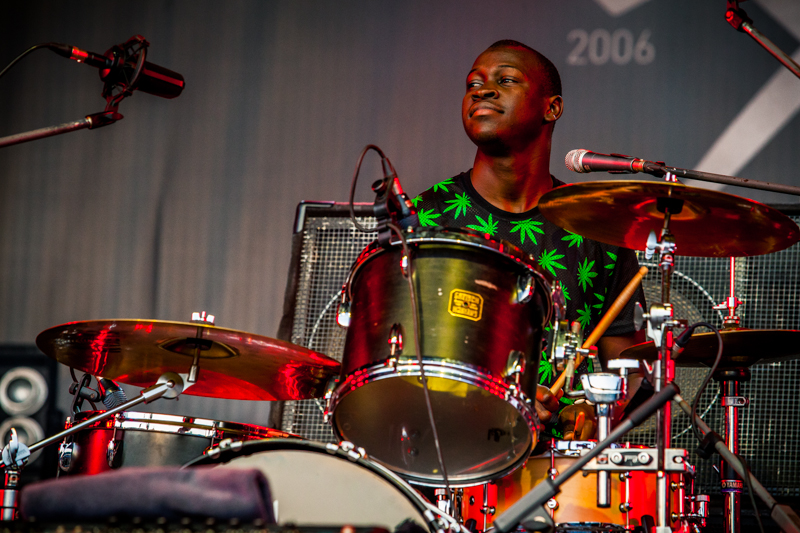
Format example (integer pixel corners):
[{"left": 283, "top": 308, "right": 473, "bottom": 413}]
[
  {"left": 328, "top": 227, "right": 553, "bottom": 486},
  {"left": 58, "top": 411, "right": 295, "bottom": 476},
  {"left": 186, "top": 438, "right": 446, "bottom": 532},
  {"left": 461, "top": 441, "right": 695, "bottom": 532}
]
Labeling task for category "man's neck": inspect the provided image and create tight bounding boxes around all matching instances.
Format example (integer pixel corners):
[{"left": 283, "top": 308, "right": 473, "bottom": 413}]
[{"left": 470, "top": 143, "right": 554, "bottom": 213}]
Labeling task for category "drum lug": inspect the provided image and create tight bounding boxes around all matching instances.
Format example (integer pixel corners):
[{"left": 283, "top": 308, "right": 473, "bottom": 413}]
[
  {"left": 515, "top": 273, "right": 534, "bottom": 304},
  {"left": 58, "top": 441, "right": 78, "bottom": 473},
  {"left": 504, "top": 350, "right": 526, "bottom": 384},
  {"left": 322, "top": 377, "right": 339, "bottom": 423},
  {"left": 336, "top": 298, "right": 352, "bottom": 328},
  {"left": 545, "top": 498, "right": 558, "bottom": 511},
  {"left": 107, "top": 422, "right": 123, "bottom": 468},
  {"left": 388, "top": 323, "right": 404, "bottom": 356}
]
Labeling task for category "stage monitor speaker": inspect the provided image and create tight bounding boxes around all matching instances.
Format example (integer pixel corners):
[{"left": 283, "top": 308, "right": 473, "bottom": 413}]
[
  {"left": 0, "top": 344, "right": 62, "bottom": 484},
  {"left": 275, "top": 200, "right": 800, "bottom": 498}
]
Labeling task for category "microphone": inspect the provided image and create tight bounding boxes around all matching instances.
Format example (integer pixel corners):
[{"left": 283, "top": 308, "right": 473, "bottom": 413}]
[
  {"left": 96, "top": 377, "right": 128, "bottom": 409},
  {"left": 565, "top": 149, "right": 650, "bottom": 174},
  {"left": 47, "top": 38, "right": 184, "bottom": 99}
]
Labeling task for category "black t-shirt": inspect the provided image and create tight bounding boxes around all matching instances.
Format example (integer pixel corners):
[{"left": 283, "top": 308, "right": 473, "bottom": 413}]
[{"left": 414, "top": 171, "right": 645, "bottom": 434}]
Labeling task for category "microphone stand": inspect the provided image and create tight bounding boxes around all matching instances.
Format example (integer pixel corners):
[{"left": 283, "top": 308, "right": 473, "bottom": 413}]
[
  {"left": 725, "top": 0, "right": 800, "bottom": 81},
  {"left": 492, "top": 382, "right": 680, "bottom": 533},
  {"left": 0, "top": 111, "right": 122, "bottom": 149},
  {"left": 635, "top": 160, "right": 800, "bottom": 197},
  {"left": 673, "top": 393, "right": 800, "bottom": 533}
]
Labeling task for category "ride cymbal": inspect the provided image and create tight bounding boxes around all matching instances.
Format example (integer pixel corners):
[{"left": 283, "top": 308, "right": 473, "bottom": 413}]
[
  {"left": 538, "top": 180, "right": 800, "bottom": 257},
  {"left": 36, "top": 319, "right": 341, "bottom": 400},
  {"left": 620, "top": 329, "right": 800, "bottom": 368}
]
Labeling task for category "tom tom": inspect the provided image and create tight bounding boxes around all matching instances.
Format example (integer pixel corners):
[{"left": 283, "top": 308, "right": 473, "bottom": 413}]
[
  {"left": 327, "top": 227, "right": 553, "bottom": 486},
  {"left": 58, "top": 411, "right": 295, "bottom": 475}
]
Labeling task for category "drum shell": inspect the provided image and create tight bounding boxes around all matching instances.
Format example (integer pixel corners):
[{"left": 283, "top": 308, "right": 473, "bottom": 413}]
[
  {"left": 462, "top": 448, "right": 692, "bottom": 530},
  {"left": 342, "top": 240, "right": 548, "bottom": 400},
  {"left": 60, "top": 411, "right": 292, "bottom": 476}
]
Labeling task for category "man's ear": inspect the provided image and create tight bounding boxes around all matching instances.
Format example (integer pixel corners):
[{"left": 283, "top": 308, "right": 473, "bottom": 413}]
[{"left": 545, "top": 95, "right": 563, "bottom": 123}]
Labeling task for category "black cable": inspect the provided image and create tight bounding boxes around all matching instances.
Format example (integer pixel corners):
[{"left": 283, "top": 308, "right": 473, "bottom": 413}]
[
  {"left": 738, "top": 453, "right": 766, "bottom": 533},
  {"left": 386, "top": 220, "right": 451, "bottom": 495},
  {"left": 0, "top": 43, "right": 51, "bottom": 80},
  {"left": 348, "top": 144, "right": 383, "bottom": 233},
  {"left": 684, "top": 322, "right": 724, "bottom": 442}
]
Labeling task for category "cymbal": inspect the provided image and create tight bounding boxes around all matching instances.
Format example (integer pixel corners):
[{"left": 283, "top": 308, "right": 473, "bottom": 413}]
[
  {"left": 620, "top": 329, "right": 800, "bottom": 368},
  {"left": 538, "top": 180, "right": 800, "bottom": 257},
  {"left": 36, "top": 319, "right": 341, "bottom": 401}
]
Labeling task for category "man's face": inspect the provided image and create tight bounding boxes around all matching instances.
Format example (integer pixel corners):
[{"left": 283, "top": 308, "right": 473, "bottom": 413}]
[{"left": 462, "top": 47, "right": 553, "bottom": 150}]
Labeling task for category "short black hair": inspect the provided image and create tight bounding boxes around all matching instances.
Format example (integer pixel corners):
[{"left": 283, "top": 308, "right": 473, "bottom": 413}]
[{"left": 487, "top": 40, "right": 562, "bottom": 97}]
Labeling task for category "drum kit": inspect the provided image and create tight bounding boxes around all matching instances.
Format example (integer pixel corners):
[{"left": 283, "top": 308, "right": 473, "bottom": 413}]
[{"left": 2, "top": 176, "right": 800, "bottom": 533}]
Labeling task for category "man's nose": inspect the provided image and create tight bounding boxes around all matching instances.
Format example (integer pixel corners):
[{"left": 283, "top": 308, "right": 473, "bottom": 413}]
[{"left": 473, "top": 84, "right": 498, "bottom": 99}]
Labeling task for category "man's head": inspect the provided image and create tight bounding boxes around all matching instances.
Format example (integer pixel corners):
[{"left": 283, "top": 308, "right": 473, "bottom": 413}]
[{"left": 462, "top": 40, "right": 563, "bottom": 153}]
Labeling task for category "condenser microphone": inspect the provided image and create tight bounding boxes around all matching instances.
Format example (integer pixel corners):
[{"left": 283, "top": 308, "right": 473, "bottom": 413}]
[
  {"left": 565, "top": 149, "right": 648, "bottom": 174},
  {"left": 47, "top": 39, "right": 184, "bottom": 99}
]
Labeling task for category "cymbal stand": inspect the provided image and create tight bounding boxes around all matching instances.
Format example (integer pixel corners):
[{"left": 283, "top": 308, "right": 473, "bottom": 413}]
[
  {"left": 711, "top": 257, "right": 748, "bottom": 533},
  {"left": 642, "top": 198, "right": 687, "bottom": 532},
  {"left": 0, "top": 371, "right": 193, "bottom": 521}
]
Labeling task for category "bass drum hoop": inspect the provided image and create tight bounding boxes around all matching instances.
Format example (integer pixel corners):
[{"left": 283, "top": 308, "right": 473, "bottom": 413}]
[{"left": 185, "top": 438, "right": 443, "bottom": 532}]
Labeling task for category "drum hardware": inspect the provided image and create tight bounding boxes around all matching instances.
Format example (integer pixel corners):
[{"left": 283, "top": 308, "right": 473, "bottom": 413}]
[
  {"left": 491, "top": 382, "right": 679, "bottom": 533},
  {"left": 673, "top": 393, "right": 800, "bottom": 533},
  {"left": 0, "top": 371, "right": 190, "bottom": 521},
  {"left": 328, "top": 227, "right": 553, "bottom": 487}
]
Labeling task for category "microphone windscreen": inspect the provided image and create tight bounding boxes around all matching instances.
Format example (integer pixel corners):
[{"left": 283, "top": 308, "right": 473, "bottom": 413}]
[{"left": 565, "top": 149, "right": 588, "bottom": 173}]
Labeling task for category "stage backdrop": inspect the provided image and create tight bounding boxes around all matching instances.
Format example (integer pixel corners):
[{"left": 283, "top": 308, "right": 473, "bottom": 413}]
[{"left": 1, "top": 0, "right": 799, "bottom": 427}]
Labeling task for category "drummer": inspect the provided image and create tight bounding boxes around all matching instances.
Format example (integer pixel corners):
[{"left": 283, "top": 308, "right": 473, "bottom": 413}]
[{"left": 414, "top": 40, "right": 647, "bottom": 440}]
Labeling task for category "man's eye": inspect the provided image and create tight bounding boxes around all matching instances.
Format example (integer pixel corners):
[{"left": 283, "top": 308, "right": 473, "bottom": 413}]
[
  {"left": 467, "top": 80, "right": 481, "bottom": 89},
  {"left": 500, "top": 77, "right": 515, "bottom": 84}
]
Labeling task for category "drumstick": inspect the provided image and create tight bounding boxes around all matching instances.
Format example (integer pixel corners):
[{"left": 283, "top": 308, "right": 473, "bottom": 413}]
[{"left": 548, "top": 265, "right": 648, "bottom": 395}]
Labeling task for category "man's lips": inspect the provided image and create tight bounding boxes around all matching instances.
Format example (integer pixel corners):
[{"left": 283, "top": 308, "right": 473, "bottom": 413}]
[{"left": 469, "top": 103, "right": 503, "bottom": 117}]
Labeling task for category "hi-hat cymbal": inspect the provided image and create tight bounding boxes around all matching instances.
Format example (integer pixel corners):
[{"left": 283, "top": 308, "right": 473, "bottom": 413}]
[
  {"left": 620, "top": 329, "right": 800, "bottom": 368},
  {"left": 36, "top": 319, "right": 341, "bottom": 401},
  {"left": 538, "top": 180, "right": 800, "bottom": 257}
]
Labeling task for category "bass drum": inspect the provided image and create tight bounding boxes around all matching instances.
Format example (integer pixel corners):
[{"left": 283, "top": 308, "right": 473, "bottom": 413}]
[
  {"left": 58, "top": 411, "right": 296, "bottom": 475},
  {"left": 328, "top": 227, "right": 553, "bottom": 487},
  {"left": 185, "top": 438, "right": 445, "bottom": 532}
]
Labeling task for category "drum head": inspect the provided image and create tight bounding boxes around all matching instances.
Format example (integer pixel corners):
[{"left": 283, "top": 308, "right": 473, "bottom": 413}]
[
  {"left": 186, "top": 439, "right": 432, "bottom": 531},
  {"left": 333, "top": 375, "right": 533, "bottom": 486}
]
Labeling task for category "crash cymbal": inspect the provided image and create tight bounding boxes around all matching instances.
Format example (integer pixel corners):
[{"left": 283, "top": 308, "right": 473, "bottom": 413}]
[
  {"left": 620, "top": 329, "right": 800, "bottom": 368},
  {"left": 36, "top": 319, "right": 341, "bottom": 401},
  {"left": 538, "top": 180, "right": 800, "bottom": 257}
]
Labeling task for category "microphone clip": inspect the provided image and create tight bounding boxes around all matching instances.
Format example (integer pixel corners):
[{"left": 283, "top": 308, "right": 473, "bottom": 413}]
[{"left": 372, "top": 157, "right": 416, "bottom": 249}]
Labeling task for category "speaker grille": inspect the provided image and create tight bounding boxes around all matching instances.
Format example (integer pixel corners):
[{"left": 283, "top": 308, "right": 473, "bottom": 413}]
[{"left": 279, "top": 202, "right": 800, "bottom": 496}]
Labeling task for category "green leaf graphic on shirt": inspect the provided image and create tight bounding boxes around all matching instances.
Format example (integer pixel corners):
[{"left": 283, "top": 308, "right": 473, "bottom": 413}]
[
  {"left": 562, "top": 231, "right": 583, "bottom": 248},
  {"left": 561, "top": 284, "right": 571, "bottom": 302},
  {"left": 538, "top": 249, "right": 566, "bottom": 276},
  {"left": 593, "top": 292, "right": 606, "bottom": 315},
  {"left": 467, "top": 213, "right": 498, "bottom": 235},
  {"left": 432, "top": 178, "right": 454, "bottom": 193},
  {"left": 510, "top": 219, "right": 545, "bottom": 245},
  {"left": 410, "top": 195, "right": 422, "bottom": 208},
  {"left": 605, "top": 251, "right": 618, "bottom": 274},
  {"left": 443, "top": 192, "right": 471, "bottom": 219},
  {"left": 418, "top": 208, "right": 441, "bottom": 227},
  {"left": 577, "top": 303, "right": 593, "bottom": 329},
  {"left": 539, "top": 359, "right": 554, "bottom": 382},
  {"left": 577, "top": 257, "right": 598, "bottom": 292}
]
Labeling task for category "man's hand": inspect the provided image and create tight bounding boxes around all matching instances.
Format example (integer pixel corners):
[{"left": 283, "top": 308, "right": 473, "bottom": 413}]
[
  {"left": 558, "top": 403, "right": 597, "bottom": 440},
  {"left": 534, "top": 385, "right": 561, "bottom": 425}
]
